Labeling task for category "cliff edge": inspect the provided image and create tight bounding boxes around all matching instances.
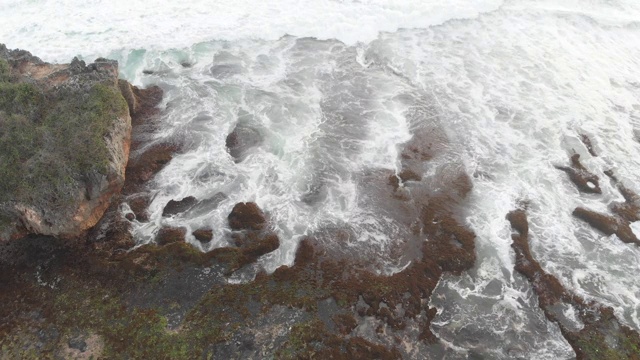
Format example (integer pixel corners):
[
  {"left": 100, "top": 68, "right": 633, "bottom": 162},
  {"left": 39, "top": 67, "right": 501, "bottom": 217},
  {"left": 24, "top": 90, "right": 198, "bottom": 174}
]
[{"left": 0, "top": 44, "right": 153, "bottom": 241}]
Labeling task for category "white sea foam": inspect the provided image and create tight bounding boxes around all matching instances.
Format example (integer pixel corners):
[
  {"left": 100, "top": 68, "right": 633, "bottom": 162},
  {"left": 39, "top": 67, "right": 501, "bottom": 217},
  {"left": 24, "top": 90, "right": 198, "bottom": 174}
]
[
  {"left": 0, "top": 0, "right": 503, "bottom": 63},
  {"left": 4, "top": 0, "right": 640, "bottom": 358},
  {"left": 383, "top": 4, "right": 640, "bottom": 355}
]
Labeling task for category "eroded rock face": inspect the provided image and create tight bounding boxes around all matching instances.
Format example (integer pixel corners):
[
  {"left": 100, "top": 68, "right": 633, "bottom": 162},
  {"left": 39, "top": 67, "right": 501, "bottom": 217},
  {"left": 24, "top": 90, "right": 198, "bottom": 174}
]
[{"left": 0, "top": 44, "right": 134, "bottom": 241}]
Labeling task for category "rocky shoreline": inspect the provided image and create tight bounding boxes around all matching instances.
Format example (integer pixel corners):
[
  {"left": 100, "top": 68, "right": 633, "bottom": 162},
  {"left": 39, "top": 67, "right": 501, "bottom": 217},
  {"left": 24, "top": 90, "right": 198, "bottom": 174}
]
[{"left": 1, "top": 45, "right": 639, "bottom": 359}]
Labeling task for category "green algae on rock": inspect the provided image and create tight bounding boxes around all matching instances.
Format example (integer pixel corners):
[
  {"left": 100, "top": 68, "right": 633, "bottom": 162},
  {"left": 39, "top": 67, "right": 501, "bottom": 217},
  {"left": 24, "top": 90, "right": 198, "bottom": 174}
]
[{"left": 0, "top": 44, "right": 130, "bottom": 241}]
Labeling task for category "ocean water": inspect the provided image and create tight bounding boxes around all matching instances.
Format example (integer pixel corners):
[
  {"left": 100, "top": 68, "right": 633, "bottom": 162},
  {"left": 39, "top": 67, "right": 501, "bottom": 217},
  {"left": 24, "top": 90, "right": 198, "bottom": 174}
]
[{"left": 2, "top": 0, "right": 640, "bottom": 358}]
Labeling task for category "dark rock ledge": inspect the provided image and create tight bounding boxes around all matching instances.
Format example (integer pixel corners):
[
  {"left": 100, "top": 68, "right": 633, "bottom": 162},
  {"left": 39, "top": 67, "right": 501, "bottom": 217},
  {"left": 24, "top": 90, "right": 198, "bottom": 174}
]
[{"left": 507, "top": 208, "right": 640, "bottom": 359}]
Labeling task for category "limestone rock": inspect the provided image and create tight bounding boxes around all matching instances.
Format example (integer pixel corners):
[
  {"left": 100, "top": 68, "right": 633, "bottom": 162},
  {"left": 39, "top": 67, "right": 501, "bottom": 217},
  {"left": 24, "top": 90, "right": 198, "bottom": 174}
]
[{"left": 0, "top": 44, "right": 152, "bottom": 241}]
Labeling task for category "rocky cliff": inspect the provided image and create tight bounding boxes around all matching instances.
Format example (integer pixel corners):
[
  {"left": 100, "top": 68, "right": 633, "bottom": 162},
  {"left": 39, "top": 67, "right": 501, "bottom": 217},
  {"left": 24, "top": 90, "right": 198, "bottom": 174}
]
[{"left": 0, "top": 44, "right": 148, "bottom": 241}]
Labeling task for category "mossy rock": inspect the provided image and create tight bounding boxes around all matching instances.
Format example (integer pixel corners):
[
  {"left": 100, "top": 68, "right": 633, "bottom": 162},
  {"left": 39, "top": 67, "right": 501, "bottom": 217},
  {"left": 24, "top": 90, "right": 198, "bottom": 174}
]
[{"left": 0, "top": 50, "right": 130, "bottom": 239}]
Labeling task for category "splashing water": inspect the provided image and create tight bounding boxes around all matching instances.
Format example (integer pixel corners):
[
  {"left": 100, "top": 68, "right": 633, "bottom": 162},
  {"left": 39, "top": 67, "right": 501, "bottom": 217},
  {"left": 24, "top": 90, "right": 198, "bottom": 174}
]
[{"left": 3, "top": 0, "right": 640, "bottom": 358}]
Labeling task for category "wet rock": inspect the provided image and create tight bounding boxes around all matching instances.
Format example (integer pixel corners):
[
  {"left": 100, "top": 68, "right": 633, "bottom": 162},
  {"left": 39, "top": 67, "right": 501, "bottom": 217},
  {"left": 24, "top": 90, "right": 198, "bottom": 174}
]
[
  {"left": 572, "top": 207, "right": 639, "bottom": 245},
  {"left": 123, "top": 143, "right": 179, "bottom": 194},
  {"left": 603, "top": 171, "right": 640, "bottom": 223},
  {"left": 162, "top": 196, "right": 198, "bottom": 217},
  {"left": 187, "top": 192, "right": 228, "bottom": 217},
  {"left": 228, "top": 202, "right": 267, "bottom": 231},
  {"left": 210, "top": 233, "right": 280, "bottom": 275},
  {"left": 225, "top": 124, "right": 262, "bottom": 162},
  {"left": 388, "top": 169, "right": 422, "bottom": 190},
  {"left": 239, "top": 233, "right": 279, "bottom": 258},
  {"left": 580, "top": 134, "right": 597, "bottom": 157},
  {"left": 610, "top": 202, "right": 640, "bottom": 224},
  {"left": 87, "top": 200, "right": 136, "bottom": 252},
  {"left": 508, "top": 208, "right": 640, "bottom": 359},
  {"left": 127, "top": 194, "right": 151, "bottom": 222},
  {"left": 193, "top": 229, "right": 213, "bottom": 243},
  {"left": 117, "top": 80, "right": 163, "bottom": 122},
  {"left": 156, "top": 227, "right": 186, "bottom": 246},
  {"left": 555, "top": 154, "right": 601, "bottom": 194}
]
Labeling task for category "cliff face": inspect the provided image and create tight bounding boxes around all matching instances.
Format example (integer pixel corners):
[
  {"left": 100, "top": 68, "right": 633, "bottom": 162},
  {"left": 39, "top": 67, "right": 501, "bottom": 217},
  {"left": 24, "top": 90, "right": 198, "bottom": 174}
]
[{"left": 0, "top": 44, "right": 134, "bottom": 241}]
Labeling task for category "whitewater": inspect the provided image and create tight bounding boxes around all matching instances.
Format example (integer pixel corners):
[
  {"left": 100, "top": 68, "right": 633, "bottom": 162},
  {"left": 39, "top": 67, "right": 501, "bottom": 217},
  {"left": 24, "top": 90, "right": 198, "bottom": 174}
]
[{"left": 2, "top": 0, "right": 640, "bottom": 358}]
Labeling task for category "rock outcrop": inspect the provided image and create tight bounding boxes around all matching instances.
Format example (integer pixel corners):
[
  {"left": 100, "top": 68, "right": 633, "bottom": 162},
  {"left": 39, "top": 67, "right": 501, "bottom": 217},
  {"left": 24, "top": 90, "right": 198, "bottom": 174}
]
[
  {"left": 228, "top": 202, "right": 267, "bottom": 231},
  {"left": 555, "top": 154, "right": 601, "bottom": 194},
  {"left": 507, "top": 208, "right": 640, "bottom": 359},
  {"left": 0, "top": 44, "right": 145, "bottom": 241}
]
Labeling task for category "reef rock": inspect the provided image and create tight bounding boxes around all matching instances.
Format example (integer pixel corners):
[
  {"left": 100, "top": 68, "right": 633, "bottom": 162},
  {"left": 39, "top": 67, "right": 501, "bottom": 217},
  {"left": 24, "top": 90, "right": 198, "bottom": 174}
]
[{"left": 228, "top": 202, "right": 267, "bottom": 231}]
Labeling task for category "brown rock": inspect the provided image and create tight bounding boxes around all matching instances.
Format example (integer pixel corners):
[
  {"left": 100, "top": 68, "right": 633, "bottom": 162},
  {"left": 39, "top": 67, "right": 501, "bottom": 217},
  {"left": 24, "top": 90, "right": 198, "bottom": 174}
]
[
  {"left": 128, "top": 194, "right": 151, "bottom": 222},
  {"left": 388, "top": 169, "right": 422, "bottom": 190},
  {"left": 156, "top": 227, "right": 186, "bottom": 246},
  {"left": 555, "top": 154, "right": 601, "bottom": 194},
  {"left": 241, "top": 233, "right": 279, "bottom": 259},
  {"left": 572, "top": 207, "right": 639, "bottom": 245},
  {"left": 192, "top": 229, "right": 213, "bottom": 243},
  {"left": 123, "top": 143, "right": 179, "bottom": 194},
  {"left": 117, "top": 80, "right": 163, "bottom": 122},
  {"left": 162, "top": 196, "right": 198, "bottom": 217},
  {"left": 611, "top": 202, "right": 640, "bottom": 223},
  {"left": 579, "top": 134, "right": 597, "bottom": 157},
  {"left": 228, "top": 202, "right": 267, "bottom": 231},
  {"left": 508, "top": 208, "right": 640, "bottom": 359}
]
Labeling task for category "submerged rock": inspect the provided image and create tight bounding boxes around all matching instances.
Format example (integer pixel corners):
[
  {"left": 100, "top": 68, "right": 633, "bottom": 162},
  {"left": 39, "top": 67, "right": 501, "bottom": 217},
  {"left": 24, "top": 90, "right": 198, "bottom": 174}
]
[
  {"left": 162, "top": 196, "right": 198, "bottom": 217},
  {"left": 225, "top": 124, "right": 262, "bottom": 162}
]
